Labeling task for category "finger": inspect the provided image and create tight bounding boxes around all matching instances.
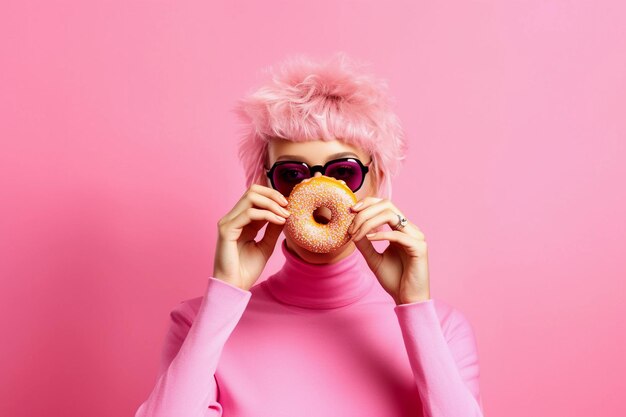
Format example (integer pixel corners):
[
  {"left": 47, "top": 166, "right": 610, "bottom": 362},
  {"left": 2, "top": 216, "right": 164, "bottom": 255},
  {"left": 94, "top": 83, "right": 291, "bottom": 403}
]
[
  {"left": 229, "top": 207, "right": 287, "bottom": 230},
  {"left": 247, "top": 192, "right": 291, "bottom": 218},
  {"left": 397, "top": 222, "right": 425, "bottom": 240},
  {"left": 227, "top": 183, "right": 288, "bottom": 219},
  {"left": 239, "top": 218, "right": 269, "bottom": 243},
  {"left": 365, "top": 231, "right": 425, "bottom": 258},
  {"left": 227, "top": 190, "right": 291, "bottom": 223},
  {"left": 387, "top": 216, "right": 425, "bottom": 240},
  {"left": 352, "top": 198, "right": 425, "bottom": 241},
  {"left": 348, "top": 200, "right": 394, "bottom": 236},
  {"left": 250, "top": 183, "right": 289, "bottom": 206},
  {"left": 350, "top": 196, "right": 383, "bottom": 212},
  {"left": 353, "top": 235, "right": 383, "bottom": 273},
  {"left": 351, "top": 209, "right": 399, "bottom": 242},
  {"left": 257, "top": 222, "right": 285, "bottom": 259}
]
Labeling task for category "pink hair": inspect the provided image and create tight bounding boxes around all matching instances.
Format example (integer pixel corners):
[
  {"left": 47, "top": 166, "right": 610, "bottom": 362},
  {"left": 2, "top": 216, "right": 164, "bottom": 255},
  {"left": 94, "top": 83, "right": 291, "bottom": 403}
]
[{"left": 231, "top": 52, "right": 407, "bottom": 200}]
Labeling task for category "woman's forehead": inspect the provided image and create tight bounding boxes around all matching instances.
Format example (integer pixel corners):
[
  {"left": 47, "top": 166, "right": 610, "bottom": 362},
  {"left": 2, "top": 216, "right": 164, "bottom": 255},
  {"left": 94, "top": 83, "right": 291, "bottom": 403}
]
[{"left": 268, "top": 138, "right": 367, "bottom": 164}]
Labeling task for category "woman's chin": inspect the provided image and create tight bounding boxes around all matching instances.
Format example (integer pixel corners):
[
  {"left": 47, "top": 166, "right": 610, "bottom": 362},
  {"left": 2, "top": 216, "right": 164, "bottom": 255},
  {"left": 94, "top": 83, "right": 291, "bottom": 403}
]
[{"left": 284, "top": 237, "right": 354, "bottom": 264}]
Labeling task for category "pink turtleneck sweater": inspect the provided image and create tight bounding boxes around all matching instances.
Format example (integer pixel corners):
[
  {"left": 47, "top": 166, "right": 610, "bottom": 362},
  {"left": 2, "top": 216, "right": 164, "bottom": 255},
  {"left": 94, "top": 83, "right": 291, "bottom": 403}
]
[{"left": 135, "top": 239, "right": 484, "bottom": 417}]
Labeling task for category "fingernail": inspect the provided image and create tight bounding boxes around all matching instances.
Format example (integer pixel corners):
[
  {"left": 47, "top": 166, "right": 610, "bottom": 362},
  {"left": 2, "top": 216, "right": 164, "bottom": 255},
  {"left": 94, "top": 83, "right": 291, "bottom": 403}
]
[
  {"left": 352, "top": 202, "right": 363, "bottom": 210},
  {"left": 281, "top": 208, "right": 290, "bottom": 217},
  {"left": 366, "top": 233, "right": 376, "bottom": 238},
  {"left": 275, "top": 214, "right": 286, "bottom": 222}
]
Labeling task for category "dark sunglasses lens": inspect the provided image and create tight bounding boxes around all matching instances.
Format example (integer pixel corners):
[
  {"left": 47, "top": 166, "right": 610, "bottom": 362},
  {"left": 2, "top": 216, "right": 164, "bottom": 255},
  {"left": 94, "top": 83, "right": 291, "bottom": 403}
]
[
  {"left": 273, "top": 163, "right": 310, "bottom": 196},
  {"left": 325, "top": 160, "right": 363, "bottom": 191}
]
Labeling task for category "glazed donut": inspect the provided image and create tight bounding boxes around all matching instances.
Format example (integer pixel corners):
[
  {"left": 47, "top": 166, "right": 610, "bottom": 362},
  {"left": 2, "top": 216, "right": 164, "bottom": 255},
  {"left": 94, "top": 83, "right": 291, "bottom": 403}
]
[{"left": 285, "top": 176, "right": 358, "bottom": 253}]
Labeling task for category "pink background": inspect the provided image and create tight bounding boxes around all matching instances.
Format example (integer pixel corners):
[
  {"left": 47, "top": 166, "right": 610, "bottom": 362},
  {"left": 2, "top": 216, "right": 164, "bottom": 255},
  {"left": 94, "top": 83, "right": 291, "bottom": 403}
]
[{"left": 1, "top": 1, "right": 625, "bottom": 416}]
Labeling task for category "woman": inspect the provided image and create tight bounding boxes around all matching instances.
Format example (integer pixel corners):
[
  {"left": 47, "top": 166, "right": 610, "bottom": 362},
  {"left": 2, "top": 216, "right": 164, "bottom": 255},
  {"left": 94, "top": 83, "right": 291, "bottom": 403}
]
[{"left": 135, "top": 53, "right": 484, "bottom": 417}]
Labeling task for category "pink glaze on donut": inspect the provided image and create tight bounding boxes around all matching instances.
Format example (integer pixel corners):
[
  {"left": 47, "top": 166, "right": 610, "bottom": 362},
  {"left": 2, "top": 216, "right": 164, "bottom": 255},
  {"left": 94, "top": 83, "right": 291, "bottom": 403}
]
[{"left": 285, "top": 176, "right": 358, "bottom": 253}]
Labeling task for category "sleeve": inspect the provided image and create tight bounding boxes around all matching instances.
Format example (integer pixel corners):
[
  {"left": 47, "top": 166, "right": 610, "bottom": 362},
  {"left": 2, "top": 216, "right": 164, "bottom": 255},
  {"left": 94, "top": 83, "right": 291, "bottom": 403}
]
[
  {"left": 394, "top": 299, "right": 484, "bottom": 417},
  {"left": 134, "top": 277, "right": 252, "bottom": 417}
]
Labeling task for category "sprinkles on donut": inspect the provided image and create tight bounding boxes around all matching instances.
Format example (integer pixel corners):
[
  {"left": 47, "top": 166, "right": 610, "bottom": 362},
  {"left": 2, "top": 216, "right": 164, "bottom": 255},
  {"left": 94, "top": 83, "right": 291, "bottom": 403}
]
[{"left": 285, "top": 176, "right": 358, "bottom": 253}]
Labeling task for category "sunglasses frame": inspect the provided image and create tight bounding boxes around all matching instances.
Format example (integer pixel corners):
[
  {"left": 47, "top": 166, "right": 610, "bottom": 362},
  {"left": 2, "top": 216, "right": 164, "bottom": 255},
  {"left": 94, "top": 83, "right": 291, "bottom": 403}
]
[{"left": 266, "top": 157, "right": 371, "bottom": 196}]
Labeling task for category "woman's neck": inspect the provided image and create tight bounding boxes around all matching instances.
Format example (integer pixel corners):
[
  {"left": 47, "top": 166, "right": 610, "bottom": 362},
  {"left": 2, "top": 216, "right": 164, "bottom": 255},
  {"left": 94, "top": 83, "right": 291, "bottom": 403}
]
[
  {"left": 264, "top": 239, "right": 376, "bottom": 309},
  {"left": 283, "top": 238, "right": 357, "bottom": 265}
]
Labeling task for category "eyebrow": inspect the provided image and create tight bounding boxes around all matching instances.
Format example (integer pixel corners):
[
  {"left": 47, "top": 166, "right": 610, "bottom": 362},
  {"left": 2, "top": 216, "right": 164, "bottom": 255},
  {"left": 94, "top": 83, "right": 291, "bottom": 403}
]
[{"left": 276, "top": 152, "right": 359, "bottom": 163}]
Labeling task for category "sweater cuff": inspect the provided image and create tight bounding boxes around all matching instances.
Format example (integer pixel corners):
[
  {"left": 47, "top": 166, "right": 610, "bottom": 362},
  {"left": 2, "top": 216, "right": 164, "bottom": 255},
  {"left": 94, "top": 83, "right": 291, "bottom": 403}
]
[
  {"left": 395, "top": 298, "right": 434, "bottom": 308},
  {"left": 393, "top": 298, "right": 439, "bottom": 329},
  {"left": 207, "top": 276, "right": 252, "bottom": 296}
]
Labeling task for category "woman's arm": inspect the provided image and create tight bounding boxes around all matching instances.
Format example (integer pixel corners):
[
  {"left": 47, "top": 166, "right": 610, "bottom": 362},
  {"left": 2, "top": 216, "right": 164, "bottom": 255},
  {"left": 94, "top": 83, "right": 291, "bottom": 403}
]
[
  {"left": 134, "top": 277, "right": 252, "bottom": 417},
  {"left": 394, "top": 299, "right": 484, "bottom": 417}
]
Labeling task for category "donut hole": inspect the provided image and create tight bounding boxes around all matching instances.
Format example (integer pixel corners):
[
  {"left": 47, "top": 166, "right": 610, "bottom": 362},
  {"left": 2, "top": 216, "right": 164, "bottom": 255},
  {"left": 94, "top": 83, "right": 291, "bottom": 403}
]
[{"left": 312, "top": 206, "right": 332, "bottom": 225}]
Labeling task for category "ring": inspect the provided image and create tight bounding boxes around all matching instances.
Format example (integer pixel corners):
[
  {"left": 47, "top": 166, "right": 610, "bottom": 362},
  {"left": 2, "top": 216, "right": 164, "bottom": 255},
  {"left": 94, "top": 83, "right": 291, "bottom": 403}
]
[{"left": 393, "top": 213, "right": 408, "bottom": 231}]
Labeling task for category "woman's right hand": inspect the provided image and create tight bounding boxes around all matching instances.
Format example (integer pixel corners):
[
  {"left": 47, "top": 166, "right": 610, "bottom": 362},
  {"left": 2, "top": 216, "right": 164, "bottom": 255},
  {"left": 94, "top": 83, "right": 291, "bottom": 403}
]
[{"left": 213, "top": 184, "right": 291, "bottom": 291}]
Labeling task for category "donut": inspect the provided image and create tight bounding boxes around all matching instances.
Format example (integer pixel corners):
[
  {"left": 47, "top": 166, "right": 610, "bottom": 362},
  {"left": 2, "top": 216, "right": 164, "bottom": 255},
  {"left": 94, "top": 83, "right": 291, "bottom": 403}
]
[{"left": 285, "top": 176, "right": 358, "bottom": 253}]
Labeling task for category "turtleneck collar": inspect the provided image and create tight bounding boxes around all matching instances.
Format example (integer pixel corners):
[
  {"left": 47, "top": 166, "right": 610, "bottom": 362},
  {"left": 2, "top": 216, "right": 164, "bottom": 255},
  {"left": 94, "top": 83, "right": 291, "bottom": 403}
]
[{"left": 264, "top": 239, "right": 376, "bottom": 309}]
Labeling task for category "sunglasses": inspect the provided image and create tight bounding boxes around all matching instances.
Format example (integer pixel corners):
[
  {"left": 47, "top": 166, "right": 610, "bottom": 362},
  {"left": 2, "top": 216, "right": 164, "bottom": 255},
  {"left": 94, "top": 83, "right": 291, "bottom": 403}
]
[{"left": 266, "top": 157, "right": 371, "bottom": 197}]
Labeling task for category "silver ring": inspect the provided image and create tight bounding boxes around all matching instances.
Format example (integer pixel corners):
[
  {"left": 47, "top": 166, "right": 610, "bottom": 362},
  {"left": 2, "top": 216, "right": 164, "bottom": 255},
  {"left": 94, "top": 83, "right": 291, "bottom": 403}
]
[{"left": 393, "top": 213, "right": 408, "bottom": 231}]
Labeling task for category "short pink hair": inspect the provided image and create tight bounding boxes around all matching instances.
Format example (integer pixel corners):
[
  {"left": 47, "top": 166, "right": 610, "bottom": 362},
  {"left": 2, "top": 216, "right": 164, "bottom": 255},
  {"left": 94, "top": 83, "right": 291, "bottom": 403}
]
[{"left": 232, "top": 52, "right": 407, "bottom": 200}]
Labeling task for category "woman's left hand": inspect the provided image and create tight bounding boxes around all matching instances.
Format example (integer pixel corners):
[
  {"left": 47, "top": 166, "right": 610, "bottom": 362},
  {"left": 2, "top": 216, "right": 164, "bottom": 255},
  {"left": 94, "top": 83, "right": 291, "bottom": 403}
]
[{"left": 348, "top": 197, "right": 430, "bottom": 305}]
